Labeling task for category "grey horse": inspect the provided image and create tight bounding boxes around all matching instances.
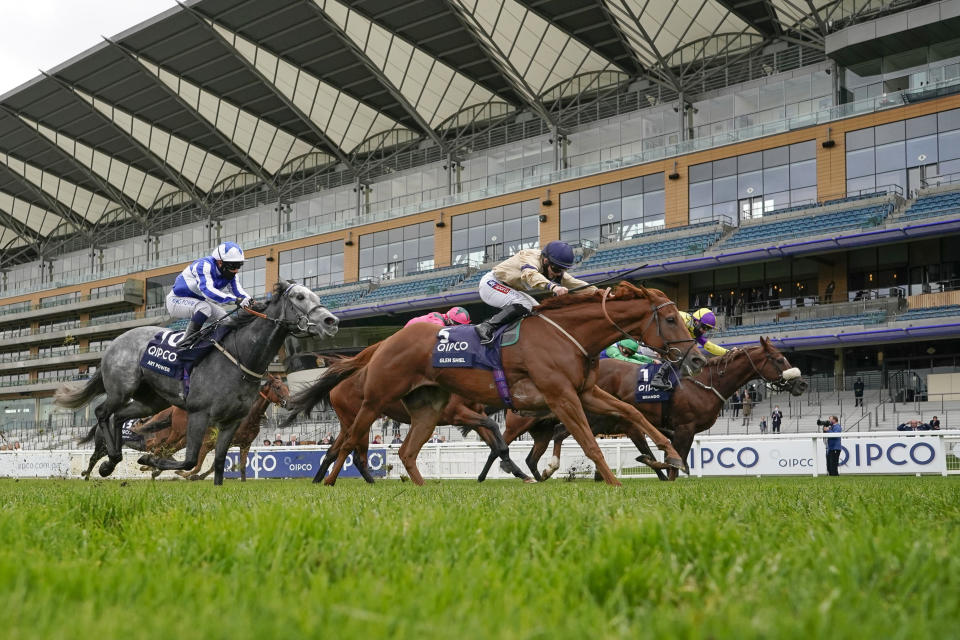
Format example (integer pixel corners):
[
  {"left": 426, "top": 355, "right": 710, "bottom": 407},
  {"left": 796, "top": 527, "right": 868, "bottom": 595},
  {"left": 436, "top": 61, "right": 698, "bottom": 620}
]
[{"left": 55, "top": 281, "right": 338, "bottom": 485}]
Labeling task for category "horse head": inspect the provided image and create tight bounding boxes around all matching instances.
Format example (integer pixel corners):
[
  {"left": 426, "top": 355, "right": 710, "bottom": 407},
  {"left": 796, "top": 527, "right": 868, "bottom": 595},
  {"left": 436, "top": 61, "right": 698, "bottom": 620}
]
[
  {"left": 750, "top": 337, "right": 807, "bottom": 396},
  {"left": 271, "top": 281, "right": 339, "bottom": 338},
  {"left": 261, "top": 375, "right": 290, "bottom": 408},
  {"left": 610, "top": 282, "right": 706, "bottom": 376}
]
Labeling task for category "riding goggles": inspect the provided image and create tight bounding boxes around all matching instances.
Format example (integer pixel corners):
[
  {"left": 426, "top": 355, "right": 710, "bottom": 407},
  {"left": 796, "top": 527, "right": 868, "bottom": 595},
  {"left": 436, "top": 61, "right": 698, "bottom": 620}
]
[{"left": 222, "top": 261, "right": 243, "bottom": 272}]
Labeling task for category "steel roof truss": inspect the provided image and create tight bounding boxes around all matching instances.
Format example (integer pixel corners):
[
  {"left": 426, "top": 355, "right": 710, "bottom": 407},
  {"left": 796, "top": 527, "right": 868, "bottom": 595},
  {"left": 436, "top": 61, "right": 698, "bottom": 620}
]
[
  {"left": 42, "top": 73, "right": 212, "bottom": 217},
  {"left": 182, "top": 3, "right": 355, "bottom": 170}
]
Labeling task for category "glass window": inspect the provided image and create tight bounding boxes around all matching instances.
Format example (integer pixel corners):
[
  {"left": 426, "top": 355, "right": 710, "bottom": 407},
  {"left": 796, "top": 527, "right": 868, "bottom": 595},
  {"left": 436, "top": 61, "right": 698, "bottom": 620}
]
[
  {"left": 846, "top": 128, "right": 874, "bottom": 151},
  {"left": 713, "top": 157, "right": 738, "bottom": 177},
  {"left": 790, "top": 140, "right": 816, "bottom": 162},
  {"left": 875, "top": 141, "right": 906, "bottom": 172},
  {"left": 559, "top": 190, "right": 579, "bottom": 209},
  {"left": 906, "top": 114, "right": 937, "bottom": 139},
  {"left": 713, "top": 175, "right": 738, "bottom": 202},
  {"left": 763, "top": 146, "right": 790, "bottom": 168},
  {"left": 738, "top": 170, "right": 763, "bottom": 198},
  {"left": 906, "top": 135, "right": 938, "bottom": 166},
  {"left": 938, "top": 108, "right": 960, "bottom": 132},
  {"left": 875, "top": 121, "right": 905, "bottom": 145},
  {"left": 763, "top": 165, "right": 789, "bottom": 193},
  {"left": 790, "top": 159, "right": 817, "bottom": 188},
  {"left": 939, "top": 129, "right": 960, "bottom": 161},
  {"left": 689, "top": 181, "right": 713, "bottom": 208},
  {"left": 738, "top": 152, "right": 762, "bottom": 173},
  {"left": 689, "top": 162, "right": 712, "bottom": 183},
  {"left": 846, "top": 148, "right": 876, "bottom": 179}
]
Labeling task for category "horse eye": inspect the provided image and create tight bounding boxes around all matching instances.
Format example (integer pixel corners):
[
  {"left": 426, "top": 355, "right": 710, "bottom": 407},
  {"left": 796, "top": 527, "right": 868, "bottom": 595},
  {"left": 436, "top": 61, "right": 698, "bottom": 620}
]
[{"left": 297, "top": 294, "right": 305, "bottom": 300}]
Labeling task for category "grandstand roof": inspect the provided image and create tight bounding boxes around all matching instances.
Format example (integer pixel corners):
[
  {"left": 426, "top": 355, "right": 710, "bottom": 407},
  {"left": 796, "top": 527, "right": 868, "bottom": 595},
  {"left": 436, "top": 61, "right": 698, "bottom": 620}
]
[{"left": 0, "top": 0, "right": 865, "bottom": 267}]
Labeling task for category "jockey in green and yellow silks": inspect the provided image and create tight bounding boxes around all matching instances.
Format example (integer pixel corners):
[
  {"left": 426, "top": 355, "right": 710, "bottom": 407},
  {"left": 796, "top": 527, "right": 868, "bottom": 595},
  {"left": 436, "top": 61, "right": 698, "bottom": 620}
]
[
  {"left": 650, "top": 308, "right": 727, "bottom": 390},
  {"left": 601, "top": 338, "right": 657, "bottom": 366}
]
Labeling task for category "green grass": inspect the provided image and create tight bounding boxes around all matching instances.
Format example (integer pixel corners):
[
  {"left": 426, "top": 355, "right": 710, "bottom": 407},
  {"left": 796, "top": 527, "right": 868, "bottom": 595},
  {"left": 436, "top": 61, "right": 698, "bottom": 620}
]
[{"left": 0, "top": 477, "right": 958, "bottom": 640}]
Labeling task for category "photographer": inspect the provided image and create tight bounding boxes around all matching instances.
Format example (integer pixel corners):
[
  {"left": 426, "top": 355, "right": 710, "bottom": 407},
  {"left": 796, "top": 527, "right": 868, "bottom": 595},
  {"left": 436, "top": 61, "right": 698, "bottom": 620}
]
[{"left": 820, "top": 416, "right": 842, "bottom": 476}]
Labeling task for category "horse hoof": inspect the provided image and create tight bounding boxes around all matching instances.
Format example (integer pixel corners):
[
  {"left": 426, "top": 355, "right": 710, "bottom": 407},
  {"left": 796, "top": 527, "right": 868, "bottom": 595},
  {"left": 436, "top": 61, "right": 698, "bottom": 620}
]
[
  {"left": 99, "top": 461, "right": 116, "bottom": 477},
  {"left": 665, "top": 456, "right": 683, "bottom": 469},
  {"left": 188, "top": 474, "right": 202, "bottom": 482},
  {"left": 523, "top": 477, "right": 538, "bottom": 484},
  {"left": 137, "top": 455, "right": 154, "bottom": 467}
]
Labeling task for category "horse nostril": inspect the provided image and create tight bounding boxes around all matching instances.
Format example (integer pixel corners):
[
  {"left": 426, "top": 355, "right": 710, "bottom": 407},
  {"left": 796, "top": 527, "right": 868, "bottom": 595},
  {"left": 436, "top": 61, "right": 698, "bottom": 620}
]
[{"left": 324, "top": 316, "right": 338, "bottom": 326}]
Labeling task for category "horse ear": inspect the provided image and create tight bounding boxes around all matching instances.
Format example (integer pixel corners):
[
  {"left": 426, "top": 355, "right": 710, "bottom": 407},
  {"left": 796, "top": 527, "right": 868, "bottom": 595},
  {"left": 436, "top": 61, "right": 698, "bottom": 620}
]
[{"left": 760, "top": 336, "right": 769, "bottom": 349}]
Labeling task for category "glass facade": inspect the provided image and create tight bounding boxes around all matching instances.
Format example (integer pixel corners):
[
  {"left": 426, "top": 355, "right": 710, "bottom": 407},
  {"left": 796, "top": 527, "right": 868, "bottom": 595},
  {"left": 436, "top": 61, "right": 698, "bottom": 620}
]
[
  {"left": 845, "top": 109, "right": 960, "bottom": 197},
  {"left": 359, "top": 222, "right": 435, "bottom": 280},
  {"left": 279, "top": 241, "right": 344, "bottom": 290},
  {"left": 559, "top": 174, "right": 665, "bottom": 246},
  {"left": 843, "top": 42, "right": 960, "bottom": 102},
  {"left": 451, "top": 200, "right": 540, "bottom": 266},
  {"left": 688, "top": 141, "right": 817, "bottom": 224}
]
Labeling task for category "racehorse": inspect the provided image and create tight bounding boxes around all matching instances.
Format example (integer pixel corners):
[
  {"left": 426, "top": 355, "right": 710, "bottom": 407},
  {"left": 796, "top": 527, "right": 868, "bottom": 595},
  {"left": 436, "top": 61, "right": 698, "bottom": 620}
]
[
  {"left": 77, "top": 375, "right": 288, "bottom": 481},
  {"left": 485, "top": 338, "right": 806, "bottom": 482},
  {"left": 293, "top": 346, "right": 530, "bottom": 484},
  {"left": 56, "top": 281, "right": 337, "bottom": 485},
  {"left": 284, "top": 282, "right": 706, "bottom": 486}
]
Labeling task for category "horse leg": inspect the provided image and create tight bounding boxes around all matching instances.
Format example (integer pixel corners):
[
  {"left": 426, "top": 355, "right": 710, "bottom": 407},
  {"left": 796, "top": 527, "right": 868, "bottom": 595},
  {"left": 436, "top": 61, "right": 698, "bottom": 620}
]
[
  {"left": 352, "top": 439, "right": 376, "bottom": 484},
  {"left": 477, "top": 413, "right": 529, "bottom": 482},
  {"left": 324, "top": 404, "right": 380, "bottom": 486},
  {"left": 138, "top": 411, "right": 207, "bottom": 471},
  {"left": 538, "top": 435, "right": 565, "bottom": 481},
  {"left": 463, "top": 412, "right": 530, "bottom": 482},
  {"left": 619, "top": 422, "right": 669, "bottom": 481},
  {"left": 578, "top": 386, "right": 683, "bottom": 470},
  {"left": 312, "top": 430, "right": 347, "bottom": 483},
  {"left": 544, "top": 392, "right": 621, "bottom": 487},
  {"left": 395, "top": 387, "right": 449, "bottom": 485},
  {"left": 82, "top": 431, "right": 107, "bottom": 480},
  {"left": 238, "top": 445, "right": 251, "bottom": 482},
  {"left": 178, "top": 431, "right": 214, "bottom": 479},
  {"left": 94, "top": 403, "right": 124, "bottom": 477},
  {"left": 210, "top": 424, "right": 242, "bottom": 486}
]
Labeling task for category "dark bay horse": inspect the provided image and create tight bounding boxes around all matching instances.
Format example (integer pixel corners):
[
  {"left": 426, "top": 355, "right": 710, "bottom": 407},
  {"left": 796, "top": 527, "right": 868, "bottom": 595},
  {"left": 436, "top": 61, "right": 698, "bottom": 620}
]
[
  {"left": 298, "top": 345, "right": 530, "bottom": 484},
  {"left": 56, "top": 281, "right": 337, "bottom": 485},
  {"left": 489, "top": 338, "right": 807, "bottom": 482},
  {"left": 78, "top": 375, "right": 288, "bottom": 481},
  {"left": 285, "top": 282, "right": 705, "bottom": 486}
]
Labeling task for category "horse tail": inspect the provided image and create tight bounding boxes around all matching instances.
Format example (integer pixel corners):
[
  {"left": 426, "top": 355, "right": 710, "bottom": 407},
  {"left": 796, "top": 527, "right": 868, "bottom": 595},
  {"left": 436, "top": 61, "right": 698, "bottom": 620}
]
[
  {"left": 54, "top": 370, "right": 104, "bottom": 409},
  {"left": 77, "top": 424, "right": 98, "bottom": 445},
  {"left": 286, "top": 343, "right": 381, "bottom": 418},
  {"left": 137, "top": 411, "right": 174, "bottom": 434}
]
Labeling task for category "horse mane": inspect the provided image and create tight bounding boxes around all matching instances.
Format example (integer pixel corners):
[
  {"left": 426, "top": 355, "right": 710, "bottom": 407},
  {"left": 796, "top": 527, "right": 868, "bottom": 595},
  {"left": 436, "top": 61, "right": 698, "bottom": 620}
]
[{"left": 535, "top": 281, "right": 662, "bottom": 312}]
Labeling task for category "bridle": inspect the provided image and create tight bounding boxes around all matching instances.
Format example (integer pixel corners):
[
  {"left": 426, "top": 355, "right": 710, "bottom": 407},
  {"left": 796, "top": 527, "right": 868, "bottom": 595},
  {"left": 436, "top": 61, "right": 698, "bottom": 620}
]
[
  {"left": 600, "top": 288, "right": 696, "bottom": 364},
  {"left": 741, "top": 346, "right": 795, "bottom": 392},
  {"left": 241, "top": 283, "right": 328, "bottom": 337},
  {"left": 259, "top": 375, "right": 289, "bottom": 408}
]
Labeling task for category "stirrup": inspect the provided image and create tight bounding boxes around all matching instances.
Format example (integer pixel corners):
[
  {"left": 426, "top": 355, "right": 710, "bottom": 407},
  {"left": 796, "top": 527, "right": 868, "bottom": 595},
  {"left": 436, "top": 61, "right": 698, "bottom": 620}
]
[{"left": 650, "top": 372, "right": 672, "bottom": 391}]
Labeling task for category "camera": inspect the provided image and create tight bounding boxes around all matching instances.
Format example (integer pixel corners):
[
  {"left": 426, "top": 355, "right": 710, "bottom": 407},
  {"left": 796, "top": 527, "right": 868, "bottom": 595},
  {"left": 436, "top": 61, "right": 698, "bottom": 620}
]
[{"left": 816, "top": 419, "right": 831, "bottom": 427}]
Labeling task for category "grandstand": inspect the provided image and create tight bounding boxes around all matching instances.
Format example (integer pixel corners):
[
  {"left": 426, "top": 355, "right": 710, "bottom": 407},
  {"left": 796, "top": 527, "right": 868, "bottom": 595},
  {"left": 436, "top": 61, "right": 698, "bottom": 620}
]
[{"left": 1, "top": 0, "right": 960, "bottom": 450}]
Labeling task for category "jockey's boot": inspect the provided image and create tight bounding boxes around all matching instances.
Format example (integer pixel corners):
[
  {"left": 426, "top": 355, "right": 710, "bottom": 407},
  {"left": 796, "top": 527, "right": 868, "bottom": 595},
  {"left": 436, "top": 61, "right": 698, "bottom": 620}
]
[
  {"left": 649, "top": 364, "right": 674, "bottom": 390},
  {"left": 476, "top": 304, "right": 529, "bottom": 345},
  {"left": 181, "top": 320, "right": 202, "bottom": 347}
]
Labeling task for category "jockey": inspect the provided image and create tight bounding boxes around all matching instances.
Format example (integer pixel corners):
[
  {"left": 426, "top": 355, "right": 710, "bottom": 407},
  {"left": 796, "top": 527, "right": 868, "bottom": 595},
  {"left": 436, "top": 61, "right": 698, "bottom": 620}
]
[
  {"left": 600, "top": 338, "right": 657, "bottom": 366},
  {"left": 650, "top": 307, "right": 727, "bottom": 390},
  {"left": 166, "top": 241, "right": 252, "bottom": 345},
  {"left": 405, "top": 306, "right": 471, "bottom": 328},
  {"left": 476, "top": 241, "right": 597, "bottom": 344}
]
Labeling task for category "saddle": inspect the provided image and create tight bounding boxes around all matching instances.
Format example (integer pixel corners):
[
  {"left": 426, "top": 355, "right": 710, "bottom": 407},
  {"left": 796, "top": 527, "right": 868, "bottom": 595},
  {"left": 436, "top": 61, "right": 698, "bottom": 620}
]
[
  {"left": 430, "top": 320, "right": 524, "bottom": 408},
  {"left": 139, "top": 324, "right": 233, "bottom": 398},
  {"left": 635, "top": 363, "right": 680, "bottom": 403}
]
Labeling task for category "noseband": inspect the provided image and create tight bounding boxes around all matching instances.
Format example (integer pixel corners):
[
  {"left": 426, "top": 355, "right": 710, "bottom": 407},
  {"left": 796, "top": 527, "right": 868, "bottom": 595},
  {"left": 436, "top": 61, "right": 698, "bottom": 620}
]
[
  {"left": 243, "top": 284, "right": 328, "bottom": 337},
  {"left": 600, "top": 288, "right": 695, "bottom": 364},
  {"left": 259, "top": 376, "right": 288, "bottom": 408},
  {"left": 742, "top": 347, "right": 794, "bottom": 392}
]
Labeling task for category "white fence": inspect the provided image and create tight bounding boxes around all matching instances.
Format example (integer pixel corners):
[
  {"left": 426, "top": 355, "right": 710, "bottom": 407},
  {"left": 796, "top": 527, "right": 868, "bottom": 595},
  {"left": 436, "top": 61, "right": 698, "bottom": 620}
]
[{"left": 2, "top": 431, "right": 958, "bottom": 480}]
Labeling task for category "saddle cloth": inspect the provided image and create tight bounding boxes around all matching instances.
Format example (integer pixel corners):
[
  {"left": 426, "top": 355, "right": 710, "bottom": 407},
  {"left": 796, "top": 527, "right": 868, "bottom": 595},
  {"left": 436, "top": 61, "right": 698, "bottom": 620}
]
[
  {"left": 139, "top": 325, "right": 230, "bottom": 379},
  {"left": 430, "top": 321, "right": 523, "bottom": 409},
  {"left": 635, "top": 362, "right": 681, "bottom": 403}
]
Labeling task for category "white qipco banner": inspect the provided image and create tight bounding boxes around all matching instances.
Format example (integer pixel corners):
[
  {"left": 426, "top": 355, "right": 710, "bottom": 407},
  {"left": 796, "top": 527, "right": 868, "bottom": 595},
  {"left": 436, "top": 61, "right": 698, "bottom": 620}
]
[{"left": 689, "top": 432, "right": 949, "bottom": 476}]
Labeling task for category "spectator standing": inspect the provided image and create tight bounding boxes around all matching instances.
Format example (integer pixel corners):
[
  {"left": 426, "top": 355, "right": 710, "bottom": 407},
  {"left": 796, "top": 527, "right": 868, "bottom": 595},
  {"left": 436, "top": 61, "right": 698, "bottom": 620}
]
[
  {"left": 731, "top": 391, "right": 742, "bottom": 418},
  {"left": 741, "top": 392, "right": 753, "bottom": 427},
  {"left": 759, "top": 418, "right": 768, "bottom": 434},
  {"left": 825, "top": 415, "right": 842, "bottom": 476},
  {"left": 931, "top": 416, "right": 941, "bottom": 430},
  {"left": 824, "top": 280, "right": 835, "bottom": 303},
  {"left": 853, "top": 376, "right": 864, "bottom": 407},
  {"left": 771, "top": 405, "right": 783, "bottom": 434}
]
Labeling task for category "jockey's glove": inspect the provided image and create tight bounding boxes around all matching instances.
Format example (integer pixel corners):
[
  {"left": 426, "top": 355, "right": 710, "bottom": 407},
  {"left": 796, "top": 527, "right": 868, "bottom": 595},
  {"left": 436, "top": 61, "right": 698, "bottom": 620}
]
[{"left": 238, "top": 297, "right": 252, "bottom": 308}]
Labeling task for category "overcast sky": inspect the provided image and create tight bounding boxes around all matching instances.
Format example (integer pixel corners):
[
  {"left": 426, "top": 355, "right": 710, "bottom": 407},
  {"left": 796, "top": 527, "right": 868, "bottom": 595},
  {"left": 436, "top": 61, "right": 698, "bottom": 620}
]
[{"left": 0, "top": 1, "right": 177, "bottom": 96}]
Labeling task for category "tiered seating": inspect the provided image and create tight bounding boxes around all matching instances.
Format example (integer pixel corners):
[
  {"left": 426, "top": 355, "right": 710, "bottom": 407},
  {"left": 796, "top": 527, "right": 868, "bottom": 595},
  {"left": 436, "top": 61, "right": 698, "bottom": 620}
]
[
  {"left": 895, "top": 305, "right": 960, "bottom": 321},
  {"left": 901, "top": 190, "right": 960, "bottom": 220},
  {"left": 717, "top": 309, "right": 886, "bottom": 337},
  {"left": 724, "top": 203, "right": 891, "bottom": 248},
  {"left": 315, "top": 285, "right": 368, "bottom": 310},
  {"left": 362, "top": 272, "right": 465, "bottom": 302},
  {"left": 579, "top": 230, "right": 722, "bottom": 269}
]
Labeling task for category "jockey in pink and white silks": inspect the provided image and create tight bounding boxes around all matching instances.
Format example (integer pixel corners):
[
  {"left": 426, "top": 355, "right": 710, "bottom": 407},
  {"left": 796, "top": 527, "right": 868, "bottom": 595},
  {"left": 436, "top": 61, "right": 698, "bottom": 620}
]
[
  {"left": 475, "top": 241, "right": 597, "bottom": 344},
  {"left": 166, "top": 241, "right": 252, "bottom": 344},
  {"left": 405, "top": 306, "right": 471, "bottom": 328}
]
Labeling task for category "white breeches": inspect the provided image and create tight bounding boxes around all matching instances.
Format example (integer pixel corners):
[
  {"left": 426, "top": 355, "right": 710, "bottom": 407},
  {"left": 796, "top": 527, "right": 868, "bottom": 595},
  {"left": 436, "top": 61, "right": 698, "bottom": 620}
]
[{"left": 478, "top": 271, "right": 537, "bottom": 311}]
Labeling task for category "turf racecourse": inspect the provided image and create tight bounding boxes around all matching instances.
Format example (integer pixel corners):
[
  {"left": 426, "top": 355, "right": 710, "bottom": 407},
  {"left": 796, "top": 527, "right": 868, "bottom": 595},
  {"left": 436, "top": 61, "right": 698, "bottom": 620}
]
[{"left": 1, "top": 477, "right": 957, "bottom": 640}]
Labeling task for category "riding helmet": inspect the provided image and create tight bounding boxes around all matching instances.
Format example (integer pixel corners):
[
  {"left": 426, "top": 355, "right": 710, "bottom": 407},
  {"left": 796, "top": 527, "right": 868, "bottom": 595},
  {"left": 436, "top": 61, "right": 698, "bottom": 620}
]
[
  {"left": 542, "top": 241, "right": 575, "bottom": 269},
  {"left": 445, "top": 306, "right": 471, "bottom": 325},
  {"left": 692, "top": 308, "right": 717, "bottom": 329}
]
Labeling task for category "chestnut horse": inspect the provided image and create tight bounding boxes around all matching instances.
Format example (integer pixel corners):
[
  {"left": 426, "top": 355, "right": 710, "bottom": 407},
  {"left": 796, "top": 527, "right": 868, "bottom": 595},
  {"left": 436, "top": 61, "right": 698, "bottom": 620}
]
[
  {"left": 486, "top": 338, "right": 806, "bottom": 482},
  {"left": 79, "top": 375, "right": 288, "bottom": 481},
  {"left": 300, "top": 346, "right": 529, "bottom": 484},
  {"left": 284, "top": 282, "right": 705, "bottom": 486}
]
